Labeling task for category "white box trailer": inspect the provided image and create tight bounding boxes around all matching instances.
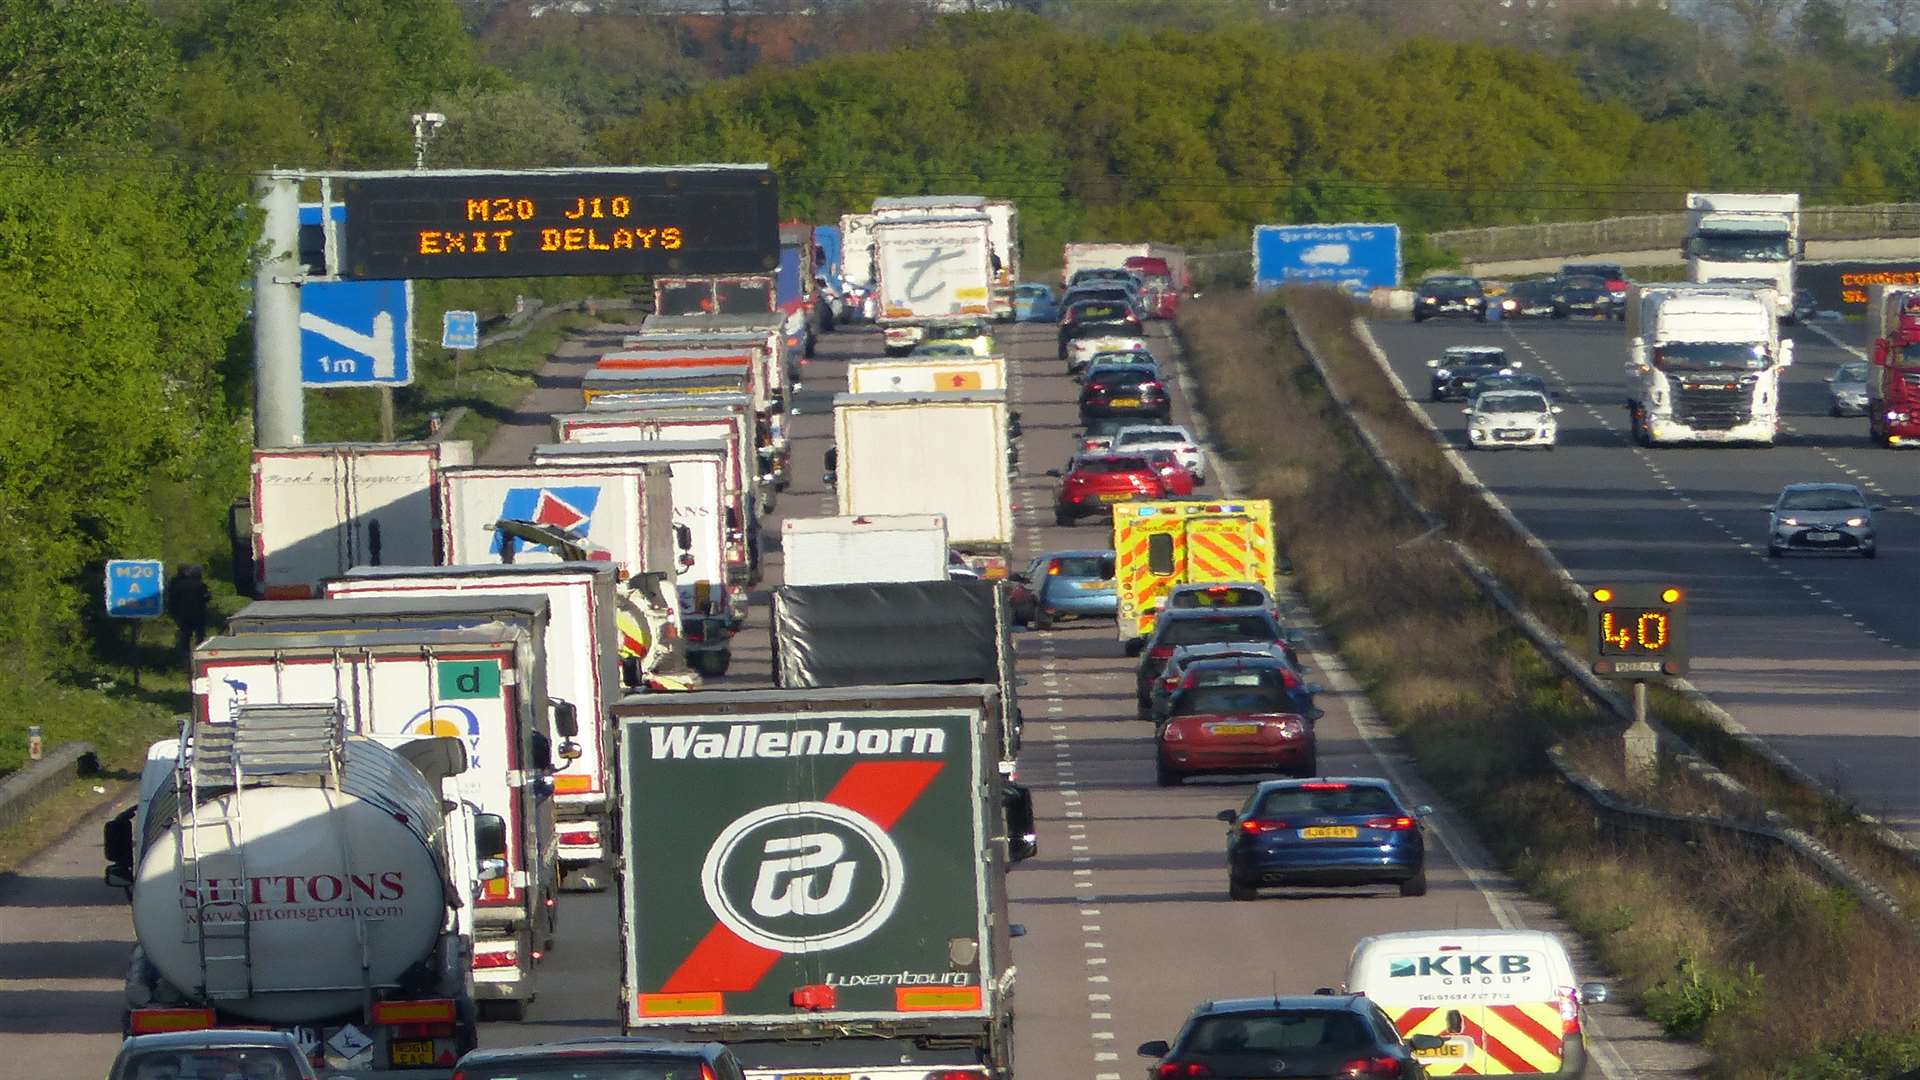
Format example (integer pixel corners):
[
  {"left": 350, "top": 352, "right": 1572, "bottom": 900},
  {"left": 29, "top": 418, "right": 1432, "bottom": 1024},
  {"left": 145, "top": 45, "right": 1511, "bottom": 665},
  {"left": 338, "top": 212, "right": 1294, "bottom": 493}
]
[
  {"left": 326, "top": 562, "right": 623, "bottom": 888},
  {"left": 847, "top": 354, "right": 1008, "bottom": 393},
  {"left": 193, "top": 625, "right": 556, "bottom": 1008},
  {"left": 873, "top": 196, "right": 1017, "bottom": 318},
  {"left": 530, "top": 440, "right": 743, "bottom": 679},
  {"left": 554, "top": 400, "right": 760, "bottom": 581},
  {"left": 835, "top": 390, "right": 1013, "bottom": 578},
  {"left": 439, "top": 463, "right": 675, "bottom": 583},
  {"left": 781, "top": 514, "right": 950, "bottom": 587},
  {"left": 249, "top": 441, "right": 472, "bottom": 599},
  {"left": 873, "top": 214, "right": 996, "bottom": 325}
]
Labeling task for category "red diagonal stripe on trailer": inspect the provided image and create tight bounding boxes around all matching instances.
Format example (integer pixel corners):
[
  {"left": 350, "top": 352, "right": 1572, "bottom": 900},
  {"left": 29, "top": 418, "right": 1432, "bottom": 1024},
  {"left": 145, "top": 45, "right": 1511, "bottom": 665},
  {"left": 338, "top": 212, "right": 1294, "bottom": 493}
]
[
  {"left": 1189, "top": 534, "right": 1245, "bottom": 574},
  {"left": 658, "top": 759, "right": 946, "bottom": 993},
  {"left": 1489, "top": 1004, "right": 1563, "bottom": 1057},
  {"left": 1459, "top": 1015, "right": 1532, "bottom": 1073},
  {"left": 1394, "top": 1006, "right": 1436, "bottom": 1035}
]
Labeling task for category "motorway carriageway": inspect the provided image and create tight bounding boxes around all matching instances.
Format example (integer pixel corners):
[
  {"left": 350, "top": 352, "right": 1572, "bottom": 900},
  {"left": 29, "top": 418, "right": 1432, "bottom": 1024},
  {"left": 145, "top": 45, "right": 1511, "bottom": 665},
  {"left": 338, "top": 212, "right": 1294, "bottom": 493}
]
[
  {"left": 0, "top": 312, "right": 1699, "bottom": 1078},
  {"left": 1370, "top": 316, "right": 1920, "bottom": 845}
]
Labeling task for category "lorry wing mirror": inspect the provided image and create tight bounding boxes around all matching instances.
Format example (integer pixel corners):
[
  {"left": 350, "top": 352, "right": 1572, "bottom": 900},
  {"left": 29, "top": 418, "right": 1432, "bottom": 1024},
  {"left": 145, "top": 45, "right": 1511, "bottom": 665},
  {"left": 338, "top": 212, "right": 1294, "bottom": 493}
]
[
  {"left": 529, "top": 730, "right": 555, "bottom": 772},
  {"left": 674, "top": 524, "right": 693, "bottom": 552},
  {"left": 1215, "top": 808, "right": 1238, "bottom": 822},
  {"left": 103, "top": 807, "right": 136, "bottom": 886},
  {"left": 550, "top": 699, "right": 580, "bottom": 739},
  {"left": 1137, "top": 1041, "right": 1171, "bottom": 1059},
  {"left": 1003, "top": 783, "right": 1037, "bottom": 862},
  {"left": 474, "top": 812, "right": 509, "bottom": 861}
]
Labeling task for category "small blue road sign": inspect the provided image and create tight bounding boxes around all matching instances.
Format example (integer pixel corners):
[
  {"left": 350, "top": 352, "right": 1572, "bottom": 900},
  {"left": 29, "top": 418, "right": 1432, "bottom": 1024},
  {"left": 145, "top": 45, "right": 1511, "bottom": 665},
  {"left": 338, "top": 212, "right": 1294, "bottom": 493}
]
[
  {"left": 106, "top": 560, "right": 165, "bottom": 619},
  {"left": 299, "top": 203, "right": 414, "bottom": 387},
  {"left": 1253, "top": 223, "right": 1402, "bottom": 295},
  {"left": 443, "top": 310, "right": 480, "bottom": 350}
]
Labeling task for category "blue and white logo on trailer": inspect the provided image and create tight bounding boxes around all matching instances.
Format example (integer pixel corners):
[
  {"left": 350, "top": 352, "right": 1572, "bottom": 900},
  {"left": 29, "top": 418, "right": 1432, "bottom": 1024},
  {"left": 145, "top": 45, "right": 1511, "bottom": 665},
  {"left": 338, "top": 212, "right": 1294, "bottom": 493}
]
[
  {"left": 299, "top": 203, "right": 414, "bottom": 387},
  {"left": 1253, "top": 223, "right": 1402, "bottom": 295}
]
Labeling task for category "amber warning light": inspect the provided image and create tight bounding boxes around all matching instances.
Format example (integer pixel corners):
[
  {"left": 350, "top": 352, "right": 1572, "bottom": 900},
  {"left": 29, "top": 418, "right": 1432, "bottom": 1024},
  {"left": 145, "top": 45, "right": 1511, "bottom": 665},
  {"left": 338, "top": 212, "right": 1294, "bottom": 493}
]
[
  {"left": 340, "top": 168, "right": 779, "bottom": 281},
  {"left": 1586, "top": 583, "right": 1688, "bottom": 679}
]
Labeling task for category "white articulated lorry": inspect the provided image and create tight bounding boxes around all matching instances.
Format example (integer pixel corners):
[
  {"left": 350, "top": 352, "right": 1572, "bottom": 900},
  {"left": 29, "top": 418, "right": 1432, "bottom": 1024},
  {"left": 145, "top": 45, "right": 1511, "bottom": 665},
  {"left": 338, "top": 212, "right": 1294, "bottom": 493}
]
[
  {"left": 872, "top": 213, "right": 996, "bottom": 356},
  {"left": 781, "top": 514, "right": 951, "bottom": 587},
  {"left": 326, "top": 563, "right": 623, "bottom": 890},
  {"left": 1624, "top": 284, "right": 1793, "bottom": 446},
  {"left": 245, "top": 441, "right": 473, "bottom": 600},
  {"left": 552, "top": 398, "right": 763, "bottom": 580},
  {"left": 192, "top": 624, "right": 568, "bottom": 1018},
  {"left": 835, "top": 391, "right": 1013, "bottom": 579},
  {"left": 1683, "top": 193, "right": 1802, "bottom": 322},
  {"left": 873, "top": 195, "right": 1018, "bottom": 319},
  {"left": 103, "top": 704, "right": 493, "bottom": 1077},
  {"left": 530, "top": 440, "right": 744, "bottom": 679}
]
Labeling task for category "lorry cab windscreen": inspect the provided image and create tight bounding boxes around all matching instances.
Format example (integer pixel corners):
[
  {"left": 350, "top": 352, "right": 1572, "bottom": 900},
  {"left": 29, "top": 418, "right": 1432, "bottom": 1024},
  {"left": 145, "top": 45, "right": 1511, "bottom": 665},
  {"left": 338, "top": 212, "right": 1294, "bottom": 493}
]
[
  {"left": 1652, "top": 342, "right": 1771, "bottom": 372},
  {"left": 1893, "top": 343, "right": 1920, "bottom": 369},
  {"left": 1693, "top": 231, "right": 1791, "bottom": 262}
]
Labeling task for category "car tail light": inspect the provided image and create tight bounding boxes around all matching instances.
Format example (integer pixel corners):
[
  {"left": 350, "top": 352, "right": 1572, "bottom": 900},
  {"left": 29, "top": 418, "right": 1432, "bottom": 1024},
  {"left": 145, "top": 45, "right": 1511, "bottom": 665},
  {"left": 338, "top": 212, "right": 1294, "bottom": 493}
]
[
  {"left": 1239, "top": 818, "right": 1288, "bottom": 833},
  {"left": 1338, "top": 1058, "right": 1403, "bottom": 1077},
  {"left": 1301, "top": 781, "right": 1349, "bottom": 791},
  {"left": 1557, "top": 984, "right": 1582, "bottom": 1035},
  {"left": 559, "top": 830, "right": 598, "bottom": 846},
  {"left": 1141, "top": 381, "right": 1163, "bottom": 392},
  {"left": 1048, "top": 559, "right": 1063, "bottom": 575},
  {"left": 701, "top": 1064, "right": 719, "bottom": 1080},
  {"left": 925, "top": 1071, "right": 979, "bottom": 1080},
  {"left": 1156, "top": 1062, "right": 1210, "bottom": 1079},
  {"left": 1364, "top": 816, "right": 1417, "bottom": 831},
  {"left": 1149, "top": 646, "right": 1175, "bottom": 660}
]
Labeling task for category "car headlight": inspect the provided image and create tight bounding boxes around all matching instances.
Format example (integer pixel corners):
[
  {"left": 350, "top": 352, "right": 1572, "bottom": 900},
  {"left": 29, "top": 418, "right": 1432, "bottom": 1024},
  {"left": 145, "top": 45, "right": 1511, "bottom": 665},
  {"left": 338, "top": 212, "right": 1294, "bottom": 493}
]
[
  {"left": 1845, "top": 516, "right": 1866, "bottom": 527},
  {"left": 1434, "top": 368, "right": 1451, "bottom": 378},
  {"left": 1781, "top": 517, "right": 1799, "bottom": 526},
  {"left": 1423, "top": 296, "right": 1438, "bottom": 304},
  {"left": 1554, "top": 295, "right": 1567, "bottom": 303},
  {"left": 1466, "top": 297, "right": 1483, "bottom": 306}
]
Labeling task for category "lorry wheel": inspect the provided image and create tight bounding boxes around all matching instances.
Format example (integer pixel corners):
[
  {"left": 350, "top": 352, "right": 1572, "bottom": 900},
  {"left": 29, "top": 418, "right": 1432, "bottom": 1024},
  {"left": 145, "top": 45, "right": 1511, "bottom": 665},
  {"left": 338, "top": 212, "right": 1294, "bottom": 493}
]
[
  {"left": 1399, "top": 870, "right": 1429, "bottom": 898},
  {"left": 691, "top": 651, "right": 732, "bottom": 678},
  {"left": 1229, "top": 876, "right": 1258, "bottom": 901}
]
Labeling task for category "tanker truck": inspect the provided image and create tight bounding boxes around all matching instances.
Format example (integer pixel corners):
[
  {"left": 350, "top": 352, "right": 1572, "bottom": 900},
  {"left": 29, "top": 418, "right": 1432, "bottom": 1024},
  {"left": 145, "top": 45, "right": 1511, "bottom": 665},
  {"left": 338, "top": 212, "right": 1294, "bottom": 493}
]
[{"left": 104, "top": 704, "right": 501, "bottom": 1077}]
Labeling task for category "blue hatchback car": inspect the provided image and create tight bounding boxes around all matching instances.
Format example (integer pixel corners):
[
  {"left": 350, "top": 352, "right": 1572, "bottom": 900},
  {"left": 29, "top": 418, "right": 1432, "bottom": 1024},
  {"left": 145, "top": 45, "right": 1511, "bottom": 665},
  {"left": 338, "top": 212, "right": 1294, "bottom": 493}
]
[
  {"left": 1010, "top": 550, "right": 1116, "bottom": 629},
  {"left": 1216, "top": 777, "right": 1431, "bottom": 902},
  {"left": 1014, "top": 282, "right": 1060, "bottom": 323}
]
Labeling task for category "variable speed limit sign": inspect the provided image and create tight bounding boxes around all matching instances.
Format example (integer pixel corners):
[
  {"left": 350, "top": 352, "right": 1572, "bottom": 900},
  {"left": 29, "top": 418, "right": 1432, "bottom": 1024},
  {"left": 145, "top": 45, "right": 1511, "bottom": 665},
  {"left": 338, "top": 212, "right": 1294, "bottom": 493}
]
[{"left": 1586, "top": 584, "right": 1688, "bottom": 678}]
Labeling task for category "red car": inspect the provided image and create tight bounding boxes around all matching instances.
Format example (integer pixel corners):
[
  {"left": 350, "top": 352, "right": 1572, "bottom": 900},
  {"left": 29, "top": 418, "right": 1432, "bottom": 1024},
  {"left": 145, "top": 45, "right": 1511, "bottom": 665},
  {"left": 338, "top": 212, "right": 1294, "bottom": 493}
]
[
  {"left": 1049, "top": 454, "right": 1166, "bottom": 526},
  {"left": 1156, "top": 678, "right": 1318, "bottom": 787},
  {"left": 1141, "top": 448, "right": 1195, "bottom": 497}
]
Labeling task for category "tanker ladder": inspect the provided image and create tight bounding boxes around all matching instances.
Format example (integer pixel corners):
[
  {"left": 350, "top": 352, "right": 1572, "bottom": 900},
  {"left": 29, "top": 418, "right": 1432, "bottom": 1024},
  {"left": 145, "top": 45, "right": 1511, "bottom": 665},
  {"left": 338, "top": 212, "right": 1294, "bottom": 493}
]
[{"left": 180, "top": 704, "right": 346, "bottom": 1001}]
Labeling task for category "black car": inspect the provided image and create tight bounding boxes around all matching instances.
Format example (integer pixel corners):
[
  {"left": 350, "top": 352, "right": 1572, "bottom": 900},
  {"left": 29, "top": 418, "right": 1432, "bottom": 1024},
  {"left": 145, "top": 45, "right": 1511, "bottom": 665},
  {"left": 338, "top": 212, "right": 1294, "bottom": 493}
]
[
  {"left": 1505, "top": 279, "right": 1558, "bottom": 318},
  {"left": 1552, "top": 274, "right": 1619, "bottom": 320},
  {"left": 1080, "top": 365, "right": 1171, "bottom": 421},
  {"left": 455, "top": 1038, "right": 746, "bottom": 1080},
  {"left": 1425, "top": 345, "right": 1516, "bottom": 401},
  {"left": 1135, "top": 608, "right": 1288, "bottom": 705},
  {"left": 1139, "top": 996, "right": 1441, "bottom": 1080},
  {"left": 1412, "top": 275, "right": 1486, "bottom": 322}
]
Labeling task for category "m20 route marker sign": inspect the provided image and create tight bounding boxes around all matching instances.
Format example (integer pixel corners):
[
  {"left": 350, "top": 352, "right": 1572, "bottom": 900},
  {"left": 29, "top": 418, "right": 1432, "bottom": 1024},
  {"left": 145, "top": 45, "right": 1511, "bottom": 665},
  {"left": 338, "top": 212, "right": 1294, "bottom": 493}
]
[{"left": 340, "top": 168, "right": 781, "bottom": 281}]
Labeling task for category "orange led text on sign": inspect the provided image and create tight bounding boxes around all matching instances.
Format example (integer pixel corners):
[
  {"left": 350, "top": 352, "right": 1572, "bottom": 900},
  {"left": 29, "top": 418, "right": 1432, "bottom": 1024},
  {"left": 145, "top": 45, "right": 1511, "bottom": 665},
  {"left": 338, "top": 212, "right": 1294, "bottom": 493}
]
[
  {"left": 1600, "top": 609, "right": 1669, "bottom": 651},
  {"left": 412, "top": 194, "right": 683, "bottom": 257}
]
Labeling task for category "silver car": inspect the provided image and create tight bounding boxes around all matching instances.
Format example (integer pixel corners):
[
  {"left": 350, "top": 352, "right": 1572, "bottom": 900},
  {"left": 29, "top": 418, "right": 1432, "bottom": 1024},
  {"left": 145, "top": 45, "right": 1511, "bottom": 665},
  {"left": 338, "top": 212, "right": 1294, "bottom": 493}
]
[
  {"left": 110, "top": 1031, "right": 317, "bottom": 1080},
  {"left": 1827, "top": 361, "right": 1870, "bottom": 417},
  {"left": 1767, "top": 482, "right": 1880, "bottom": 559}
]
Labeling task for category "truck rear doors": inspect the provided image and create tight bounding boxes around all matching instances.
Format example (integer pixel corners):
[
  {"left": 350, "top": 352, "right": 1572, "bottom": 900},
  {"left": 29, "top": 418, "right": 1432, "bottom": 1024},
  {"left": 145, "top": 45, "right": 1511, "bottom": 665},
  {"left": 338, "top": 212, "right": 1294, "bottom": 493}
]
[{"left": 1113, "top": 501, "right": 1276, "bottom": 640}]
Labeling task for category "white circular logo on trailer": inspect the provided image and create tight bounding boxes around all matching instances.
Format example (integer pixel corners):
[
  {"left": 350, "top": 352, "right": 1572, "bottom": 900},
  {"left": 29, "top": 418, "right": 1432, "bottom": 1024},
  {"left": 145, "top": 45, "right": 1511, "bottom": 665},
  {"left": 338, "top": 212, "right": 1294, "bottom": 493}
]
[{"left": 701, "top": 802, "right": 905, "bottom": 954}]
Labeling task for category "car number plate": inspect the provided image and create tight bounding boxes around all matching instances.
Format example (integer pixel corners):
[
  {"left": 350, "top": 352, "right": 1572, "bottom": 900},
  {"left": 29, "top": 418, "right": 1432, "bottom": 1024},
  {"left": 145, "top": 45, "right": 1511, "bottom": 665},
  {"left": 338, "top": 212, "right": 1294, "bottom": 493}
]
[
  {"left": 1110, "top": 397, "right": 1141, "bottom": 407},
  {"left": 782, "top": 1074, "right": 852, "bottom": 1080},
  {"left": 1097, "top": 493, "right": 1132, "bottom": 503},
  {"left": 1806, "top": 530, "right": 1840, "bottom": 541},
  {"left": 1076, "top": 580, "right": 1112, "bottom": 590},
  {"left": 1207, "top": 723, "right": 1259, "bottom": 735},
  {"left": 1418, "top": 1042, "right": 1468, "bottom": 1058},
  {"left": 389, "top": 1040, "right": 436, "bottom": 1067},
  {"left": 1299, "top": 826, "right": 1359, "bottom": 839}
]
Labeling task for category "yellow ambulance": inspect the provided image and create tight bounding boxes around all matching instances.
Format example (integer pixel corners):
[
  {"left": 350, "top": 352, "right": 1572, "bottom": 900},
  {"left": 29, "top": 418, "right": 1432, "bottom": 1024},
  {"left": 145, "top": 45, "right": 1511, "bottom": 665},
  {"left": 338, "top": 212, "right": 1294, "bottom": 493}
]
[{"left": 1111, "top": 499, "right": 1276, "bottom": 650}]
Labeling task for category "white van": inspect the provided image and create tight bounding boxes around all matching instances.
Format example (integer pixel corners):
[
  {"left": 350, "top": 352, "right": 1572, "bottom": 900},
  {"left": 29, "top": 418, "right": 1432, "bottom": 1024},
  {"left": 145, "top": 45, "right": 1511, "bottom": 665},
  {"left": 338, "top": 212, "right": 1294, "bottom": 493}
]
[{"left": 1345, "top": 929, "right": 1607, "bottom": 1077}]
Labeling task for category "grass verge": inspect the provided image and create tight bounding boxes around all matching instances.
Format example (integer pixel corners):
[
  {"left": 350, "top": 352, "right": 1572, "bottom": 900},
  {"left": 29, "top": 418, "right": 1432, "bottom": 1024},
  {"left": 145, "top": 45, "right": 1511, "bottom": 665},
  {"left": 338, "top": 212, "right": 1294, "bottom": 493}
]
[{"left": 1177, "top": 289, "right": 1920, "bottom": 1078}]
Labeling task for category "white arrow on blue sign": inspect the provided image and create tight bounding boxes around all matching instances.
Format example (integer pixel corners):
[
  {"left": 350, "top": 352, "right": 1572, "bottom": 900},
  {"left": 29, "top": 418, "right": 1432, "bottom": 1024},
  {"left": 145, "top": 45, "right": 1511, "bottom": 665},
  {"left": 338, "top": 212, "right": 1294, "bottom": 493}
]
[
  {"left": 105, "top": 559, "right": 166, "bottom": 619},
  {"left": 442, "top": 310, "right": 479, "bottom": 350},
  {"left": 299, "top": 203, "right": 414, "bottom": 387}
]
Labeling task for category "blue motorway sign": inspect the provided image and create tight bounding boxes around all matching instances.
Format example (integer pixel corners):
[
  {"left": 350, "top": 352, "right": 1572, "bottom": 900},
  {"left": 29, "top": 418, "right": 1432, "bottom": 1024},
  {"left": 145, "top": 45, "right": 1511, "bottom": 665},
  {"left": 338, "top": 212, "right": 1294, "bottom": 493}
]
[
  {"left": 105, "top": 559, "right": 165, "bottom": 619},
  {"left": 1253, "top": 223, "right": 1402, "bottom": 294},
  {"left": 442, "top": 310, "right": 480, "bottom": 350},
  {"left": 299, "top": 204, "right": 414, "bottom": 387}
]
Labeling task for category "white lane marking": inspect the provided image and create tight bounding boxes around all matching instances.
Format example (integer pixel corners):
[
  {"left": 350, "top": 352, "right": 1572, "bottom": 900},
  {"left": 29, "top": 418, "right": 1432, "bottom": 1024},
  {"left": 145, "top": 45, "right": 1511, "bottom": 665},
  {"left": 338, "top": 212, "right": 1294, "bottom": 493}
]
[{"left": 1088, "top": 975, "right": 1110, "bottom": 983}]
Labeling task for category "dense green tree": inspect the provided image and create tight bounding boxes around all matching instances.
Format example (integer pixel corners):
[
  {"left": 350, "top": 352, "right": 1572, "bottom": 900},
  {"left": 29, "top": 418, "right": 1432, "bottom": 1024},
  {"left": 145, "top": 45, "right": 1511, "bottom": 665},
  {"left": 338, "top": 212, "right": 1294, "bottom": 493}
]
[{"left": 0, "top": 0, "right": 172, "bottom": 146}]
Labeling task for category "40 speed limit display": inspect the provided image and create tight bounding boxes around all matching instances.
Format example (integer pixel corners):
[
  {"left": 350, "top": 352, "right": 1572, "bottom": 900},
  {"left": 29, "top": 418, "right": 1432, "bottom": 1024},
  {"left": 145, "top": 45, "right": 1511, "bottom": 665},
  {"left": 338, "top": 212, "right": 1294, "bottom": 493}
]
[
  {"left": 1586, "top": 584, "right": 1689, "bottom": 678},
  {"left": 615, "top": 703, "right": 999, "bottom": 1027}
]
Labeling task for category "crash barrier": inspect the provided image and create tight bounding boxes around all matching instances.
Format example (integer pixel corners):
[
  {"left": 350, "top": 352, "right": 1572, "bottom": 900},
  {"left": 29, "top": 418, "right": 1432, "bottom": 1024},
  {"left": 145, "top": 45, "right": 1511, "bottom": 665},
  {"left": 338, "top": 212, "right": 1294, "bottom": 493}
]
[
  {"left": 1284, "top": 301, "right": 1920, "bottom": 941},
  {"left": 1428, "top": 202, "right": 1920, "bottom": 264},
  {"left": 0, "top": 741, "right": 100, "bottom": 834}
]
